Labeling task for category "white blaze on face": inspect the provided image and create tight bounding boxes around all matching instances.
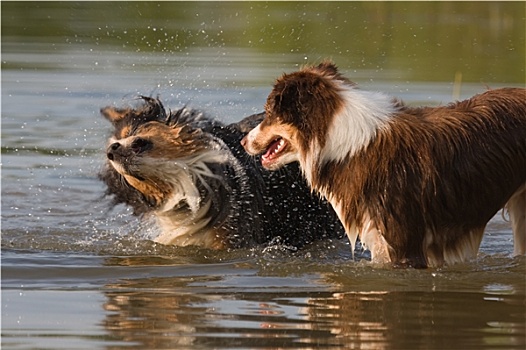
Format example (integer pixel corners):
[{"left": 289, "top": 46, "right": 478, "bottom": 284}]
[{"left": 244, "top": 124, "right": 262, "bottom": 155}]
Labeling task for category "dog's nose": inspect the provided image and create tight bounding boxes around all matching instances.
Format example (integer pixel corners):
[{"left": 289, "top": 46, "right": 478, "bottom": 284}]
[{"left": 107, "top": 142, "right": 120, "bottom": 161}]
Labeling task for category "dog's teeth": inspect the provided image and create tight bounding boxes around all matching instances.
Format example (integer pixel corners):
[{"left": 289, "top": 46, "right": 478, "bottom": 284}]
[{"left": 276, "top": 139, "right": 284, "bottom": 152}]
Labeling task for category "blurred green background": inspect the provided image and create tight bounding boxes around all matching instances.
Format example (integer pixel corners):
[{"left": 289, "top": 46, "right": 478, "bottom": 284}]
[{"left": 2, "top": 1, "right": 524, "bottom": 84}]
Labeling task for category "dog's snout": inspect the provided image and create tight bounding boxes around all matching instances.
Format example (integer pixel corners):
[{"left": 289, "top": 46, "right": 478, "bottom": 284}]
[
  {"left": 107, "top": 142, "right": 121, "bottom": 161},
  {"left": 241, "top": 133, "right": 259, "bottom": 155}
]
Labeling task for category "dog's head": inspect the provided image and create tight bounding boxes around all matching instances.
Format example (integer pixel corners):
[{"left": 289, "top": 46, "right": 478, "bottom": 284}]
[
  {"left": 100, "top": 97, "right": 221, "bottom": 214},
  {"left": 241, "top": 61, "right": 352, "bottom": 170}
]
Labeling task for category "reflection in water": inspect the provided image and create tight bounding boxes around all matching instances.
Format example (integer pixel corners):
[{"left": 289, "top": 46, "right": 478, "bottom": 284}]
[
  {"left": 2, "top": 248, "right": 524, "bottom": 349},
  {"left": 327, "top": 290, "right": 524, "bottom": 349},
  {"left": 100, "top": 273, "right": 524, "bottom": 349},
  {"left": 104, "top": 290, "right": 201, "bottom": 347}
]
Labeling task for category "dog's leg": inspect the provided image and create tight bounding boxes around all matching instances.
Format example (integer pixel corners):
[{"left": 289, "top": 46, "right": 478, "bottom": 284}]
[
  {"left": 365, "top": 231, "right": 391, "bottom": 265},
  {"left": 441, "top": 227, "right": 485, "bottom": 265},
  {"left": 423, "top": 229, "right": 445, "bottom": 267},
  {"left": 359, "top": 217, "right": 391, "bottom": 265},
  {"left": 507, "top": 183, "right": 526, "bottom": 256}
]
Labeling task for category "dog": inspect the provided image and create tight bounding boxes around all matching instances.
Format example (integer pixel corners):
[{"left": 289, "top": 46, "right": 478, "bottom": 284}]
[
  {"left": 241, "top": 61, "right": 526, "bottom": 267},
  {"left": 99, "top": 96, "right": 344, "bottom": 249}
]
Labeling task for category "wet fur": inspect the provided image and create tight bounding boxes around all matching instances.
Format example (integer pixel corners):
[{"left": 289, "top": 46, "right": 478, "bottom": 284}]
[
  {"left": 99, "top": 96, "right": 344, "bottom": 249},
  {"left": 242, "top": 62, "right": 526, "bottom": 267}
]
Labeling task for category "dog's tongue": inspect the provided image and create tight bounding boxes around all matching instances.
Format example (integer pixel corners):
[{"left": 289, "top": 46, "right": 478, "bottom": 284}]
[{"left": 263, "top": 138, "right": 282, "bottom": 160}]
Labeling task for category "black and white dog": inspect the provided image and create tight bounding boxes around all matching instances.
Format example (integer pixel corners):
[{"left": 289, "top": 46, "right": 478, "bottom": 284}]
[{"left": 99, "top": 97, "right": 344, "bottom": 249}]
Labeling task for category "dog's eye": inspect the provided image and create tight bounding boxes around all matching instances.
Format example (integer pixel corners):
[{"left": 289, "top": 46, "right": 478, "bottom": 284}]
[{"left": 130, "top": 137, "right": 153, "bottom": 154}]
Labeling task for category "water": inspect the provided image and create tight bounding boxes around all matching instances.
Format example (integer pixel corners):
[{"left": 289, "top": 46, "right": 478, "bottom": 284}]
[{"left": 2, "top": 2, "right": 525, "bottom": 349}]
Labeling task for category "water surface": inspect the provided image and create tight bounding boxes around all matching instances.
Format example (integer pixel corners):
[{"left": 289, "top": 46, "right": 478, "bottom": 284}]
[{"left": 2, "top": 2, "right": 525, "bottom": 349}]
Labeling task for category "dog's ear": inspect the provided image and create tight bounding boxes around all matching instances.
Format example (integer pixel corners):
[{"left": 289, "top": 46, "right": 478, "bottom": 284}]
[
  {"left": 138, "top": 96, "right": 167, "bottom": 122},
  {"left": 314, "top": 60, "right": 339, "bottom": 76},
  {"left": 313, "top": 60, "right": 355, "bottom": 86},
  {"left": 101, "top": 97, "right": 167, "bottom": 132},
  {"left": 100, "top": 106, "right": 130, "bottom": 125}
]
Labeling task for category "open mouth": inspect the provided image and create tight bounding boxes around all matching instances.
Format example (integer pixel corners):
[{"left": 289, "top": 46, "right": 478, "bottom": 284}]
[{"left": 261, "top": 137, "right": 288, "bottom": 167}]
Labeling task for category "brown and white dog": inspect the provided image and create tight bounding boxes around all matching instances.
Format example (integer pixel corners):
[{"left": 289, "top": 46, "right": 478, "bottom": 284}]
[
  {"left": 241, "top": 61, "right": 526, "bottom": 267},
  {"left": 99, "top": 96, "right": 344, "bottom": 250}
]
